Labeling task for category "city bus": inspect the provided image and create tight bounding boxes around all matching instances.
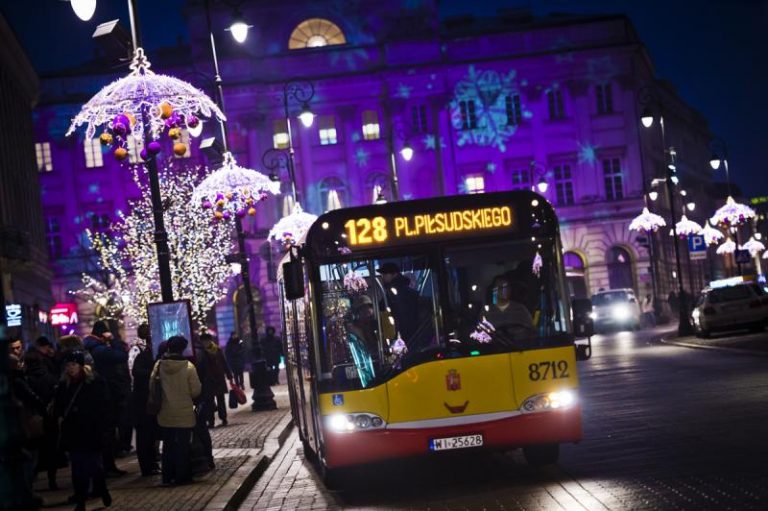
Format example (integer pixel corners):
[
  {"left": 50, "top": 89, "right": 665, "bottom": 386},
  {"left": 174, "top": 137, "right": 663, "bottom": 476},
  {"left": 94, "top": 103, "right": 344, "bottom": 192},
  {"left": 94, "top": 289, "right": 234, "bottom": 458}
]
[{"left": 277, "top": 190, "right": 586, "bottom": 482}]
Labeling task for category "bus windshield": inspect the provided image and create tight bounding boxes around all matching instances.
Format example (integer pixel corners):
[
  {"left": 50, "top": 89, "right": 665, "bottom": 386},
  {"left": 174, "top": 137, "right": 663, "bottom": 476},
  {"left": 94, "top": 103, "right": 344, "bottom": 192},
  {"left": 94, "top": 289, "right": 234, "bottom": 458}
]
[{"left": 315, "top": 238, "right": 570, "bottom": 392}]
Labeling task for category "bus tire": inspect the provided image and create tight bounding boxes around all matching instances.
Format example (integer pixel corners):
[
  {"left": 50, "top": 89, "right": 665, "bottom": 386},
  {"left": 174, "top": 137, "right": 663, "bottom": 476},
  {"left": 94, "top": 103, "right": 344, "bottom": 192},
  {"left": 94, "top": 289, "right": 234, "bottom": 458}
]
[
  {"left": 523, "top": 443, "right": 559, "bottom": 467},
  {"left": 318, "top": 459, "right": 343, "bottom": 489}
]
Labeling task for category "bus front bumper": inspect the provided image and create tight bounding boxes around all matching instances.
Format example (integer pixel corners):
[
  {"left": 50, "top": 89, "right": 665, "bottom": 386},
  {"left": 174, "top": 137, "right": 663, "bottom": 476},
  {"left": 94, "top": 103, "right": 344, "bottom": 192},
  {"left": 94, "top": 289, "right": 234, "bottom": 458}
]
[{"left": 323, "top": 407, "right": 582, "bottom": 468}]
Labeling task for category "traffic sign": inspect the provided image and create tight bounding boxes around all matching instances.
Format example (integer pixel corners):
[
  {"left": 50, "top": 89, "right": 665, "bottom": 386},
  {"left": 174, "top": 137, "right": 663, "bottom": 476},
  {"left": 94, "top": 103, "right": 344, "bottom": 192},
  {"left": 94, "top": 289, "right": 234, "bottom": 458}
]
[{"left": 688, "top": 234, "right": 707, "bottom": 260}]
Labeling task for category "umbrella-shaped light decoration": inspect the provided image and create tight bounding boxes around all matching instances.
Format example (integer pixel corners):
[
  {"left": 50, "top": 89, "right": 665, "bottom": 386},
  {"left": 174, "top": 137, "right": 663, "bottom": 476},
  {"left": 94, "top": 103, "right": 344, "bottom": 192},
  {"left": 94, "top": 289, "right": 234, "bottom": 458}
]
[
  {"left": 701, "top": 223, "right": 724, "bottom": 245},
  {"left": 673, "top": 215, "right": 702, "bottom": 238},
  {"left": 716, "top": 238, "right": 736, "bottom": 255},
  {"left": 194, "top": 152, "right": 280, "bottom": 220},
  {"left": 67, "top": 48, "right": 225, "bottom": 161},
  {"left": 710, "top": 196, "right": 756, "bottom": 226},
  {"left": 740, "top": 237, "right": 766, "bottom": 257},
  {"left": 268, "top": 202, "right": 318, "bottom": 248},
  {"left": 628, "top": 207, "right": 666, "bottom": 233}
]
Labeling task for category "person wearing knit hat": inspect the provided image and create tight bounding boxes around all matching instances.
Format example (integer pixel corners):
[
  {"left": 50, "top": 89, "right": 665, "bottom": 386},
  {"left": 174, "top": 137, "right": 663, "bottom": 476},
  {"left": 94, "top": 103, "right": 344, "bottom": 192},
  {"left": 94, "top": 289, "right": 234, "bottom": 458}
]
[{"left": 52, "top": 350, "right": 112, "bottom": 511}]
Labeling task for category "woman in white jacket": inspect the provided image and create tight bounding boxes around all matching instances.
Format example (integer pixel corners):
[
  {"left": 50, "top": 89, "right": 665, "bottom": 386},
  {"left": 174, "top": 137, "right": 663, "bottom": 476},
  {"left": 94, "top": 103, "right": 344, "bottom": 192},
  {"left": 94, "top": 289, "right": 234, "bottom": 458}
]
[{"left": 149, "top": 335, "right": 201, "bottom": 486}]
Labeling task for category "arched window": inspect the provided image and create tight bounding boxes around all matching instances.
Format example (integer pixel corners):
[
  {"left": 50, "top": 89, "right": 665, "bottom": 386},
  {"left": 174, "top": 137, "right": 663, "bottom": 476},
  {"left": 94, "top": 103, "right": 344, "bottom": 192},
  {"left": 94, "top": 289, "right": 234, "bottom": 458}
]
[
  {"left": 367, "top": 172, "right": 391, "bottom": 204},
  {"left": 606, "top": 246, "right": 634, "bottom": 290},
  {"left": 289, "top": 19, "right": 346, "bottom": 49},
  {"left": 563, "top": 251, "right": 588, "bottom": 299},
  {"left": 319, "top": 177, "right": 346, "bottom": 212}
]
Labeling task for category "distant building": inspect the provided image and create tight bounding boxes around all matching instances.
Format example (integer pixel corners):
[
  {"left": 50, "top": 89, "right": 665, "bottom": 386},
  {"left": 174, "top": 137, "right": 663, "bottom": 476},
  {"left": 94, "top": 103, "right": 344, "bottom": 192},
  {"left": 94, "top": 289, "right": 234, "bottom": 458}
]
[
  {"left": 0, "top": 13, "right": 54, "bottom": 342},
  {"left": 34, "top": 1, "right": 715, "bottom": 335}
]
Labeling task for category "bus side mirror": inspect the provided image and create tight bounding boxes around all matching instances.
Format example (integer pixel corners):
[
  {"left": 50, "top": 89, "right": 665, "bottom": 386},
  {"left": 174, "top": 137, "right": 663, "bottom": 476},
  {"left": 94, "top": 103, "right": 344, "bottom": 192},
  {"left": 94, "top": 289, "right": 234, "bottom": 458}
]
[
  {"left": 575, "top": 341, "right": 592, "bottom": 361},
  {"left": 283, "top": 259, "right": 304, "bottom": 300}
]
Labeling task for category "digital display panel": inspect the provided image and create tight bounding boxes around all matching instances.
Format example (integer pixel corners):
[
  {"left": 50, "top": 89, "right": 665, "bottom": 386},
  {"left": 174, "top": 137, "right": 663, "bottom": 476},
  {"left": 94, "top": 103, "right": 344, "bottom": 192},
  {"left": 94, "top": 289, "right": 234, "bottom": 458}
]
[
  {"left": 343, "top": 205, "right": 515, "bottom": 247},
  {"left": 147, "top": 300, "right": 194, "bottom": 358}
]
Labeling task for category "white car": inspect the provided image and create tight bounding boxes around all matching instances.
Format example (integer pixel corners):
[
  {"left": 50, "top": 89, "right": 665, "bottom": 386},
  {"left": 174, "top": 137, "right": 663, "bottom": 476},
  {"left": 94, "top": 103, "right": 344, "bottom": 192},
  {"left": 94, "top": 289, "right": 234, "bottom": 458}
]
[
  {"left": 590, "top": 289, "right": 641, "bottom": 332},
  {"left": 691, "top": 282, "right": 768, "bottom": 338}
]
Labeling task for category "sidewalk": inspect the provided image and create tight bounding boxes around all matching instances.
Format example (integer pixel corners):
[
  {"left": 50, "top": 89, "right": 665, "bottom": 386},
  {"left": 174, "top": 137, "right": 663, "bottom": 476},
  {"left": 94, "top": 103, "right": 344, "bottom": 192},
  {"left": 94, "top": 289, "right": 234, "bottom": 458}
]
[
  {"left": 660, "top": 327, "right": 768, "bottom": 356},
  {"left": 35, "top": 384, "right": 293, "bottom": 511}
]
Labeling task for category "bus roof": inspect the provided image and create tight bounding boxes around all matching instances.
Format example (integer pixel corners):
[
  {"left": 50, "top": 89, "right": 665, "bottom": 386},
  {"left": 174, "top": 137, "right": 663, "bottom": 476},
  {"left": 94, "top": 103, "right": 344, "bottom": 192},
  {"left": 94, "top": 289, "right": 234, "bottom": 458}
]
[{"left": 303, "top": 190, "right": 557, "bottom": 262}]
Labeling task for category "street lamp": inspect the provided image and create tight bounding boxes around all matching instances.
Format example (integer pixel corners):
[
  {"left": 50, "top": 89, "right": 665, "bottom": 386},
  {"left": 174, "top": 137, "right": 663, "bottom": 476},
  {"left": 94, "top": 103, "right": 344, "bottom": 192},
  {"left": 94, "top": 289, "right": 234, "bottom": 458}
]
[
  {"left": 639, "top": 86, "right": 694, "bottom": 336},
  {"left": 385, "top": 117, "right": 416, "bottom": 201},
  {"left": 708, "top": 138, "right": 733, "bottom": 197},
  {"left": 70, "top": 0, "right": 97, "bottom": 21},
  {"left": 529, "top": 161, "right": 549, "bottom": 194},
  {"left": 201, "top": 0, "right": 275, "bottom": 410}
]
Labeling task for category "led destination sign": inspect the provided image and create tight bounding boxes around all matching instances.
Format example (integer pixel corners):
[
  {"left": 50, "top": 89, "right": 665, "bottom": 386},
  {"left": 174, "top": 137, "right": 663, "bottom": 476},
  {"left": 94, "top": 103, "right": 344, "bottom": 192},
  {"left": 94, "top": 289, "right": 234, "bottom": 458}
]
[{"left": 343, "top": 205, "right": 515, "bottom": 247}]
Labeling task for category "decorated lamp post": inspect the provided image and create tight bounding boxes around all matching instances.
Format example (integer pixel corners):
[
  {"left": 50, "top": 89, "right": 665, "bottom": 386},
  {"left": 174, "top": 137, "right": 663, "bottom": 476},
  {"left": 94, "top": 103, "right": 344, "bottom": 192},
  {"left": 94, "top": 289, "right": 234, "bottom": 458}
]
[
  {"left": 192, "top": 0, "right": 280, "bottom": 410},
  {"left": 710, "top": 196, "right": 757, "bottom": 276},
  {"left": 639, "top": 86, "right": 694, "bottom": 335},
  {"left": 67, "top": 0, "right": 225, "bottom": 303}
]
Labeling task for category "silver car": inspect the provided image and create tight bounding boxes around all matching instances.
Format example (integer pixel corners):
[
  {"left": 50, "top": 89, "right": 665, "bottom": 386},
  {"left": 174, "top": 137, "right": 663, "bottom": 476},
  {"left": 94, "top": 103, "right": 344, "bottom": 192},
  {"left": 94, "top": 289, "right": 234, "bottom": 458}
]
[
  {"left": 590, "top": 289, "right": 641, "bottom": 332},
  {"left": 691, "top": 282, "right": 768, "bottom": 338}
]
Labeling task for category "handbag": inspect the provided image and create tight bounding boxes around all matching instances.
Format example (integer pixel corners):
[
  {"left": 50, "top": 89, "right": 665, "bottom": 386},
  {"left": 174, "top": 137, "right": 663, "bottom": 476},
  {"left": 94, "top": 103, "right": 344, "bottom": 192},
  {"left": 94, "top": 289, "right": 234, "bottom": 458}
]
[
  {"left": 228, "top": 388, "right": 239, "bottom": 409},
  {"left": 146, "top": 361, "right": 163, "bottom": 415},
  {"left": 230, "top": 382, "right": 247, "bottom": 405}
]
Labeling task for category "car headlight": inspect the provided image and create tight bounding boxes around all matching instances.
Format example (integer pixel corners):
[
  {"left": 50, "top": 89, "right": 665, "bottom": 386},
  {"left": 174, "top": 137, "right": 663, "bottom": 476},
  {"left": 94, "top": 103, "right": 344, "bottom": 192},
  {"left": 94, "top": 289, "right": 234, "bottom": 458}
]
[
  {"left": 612, "top": 304, "right": 631, "bottom": 321},
  {"left": 589, "top": 311, "right": 597, "bottom": 320},
  {"left": 521, "top": 390, "right": 577, "bottom": 413},
  {"left": 326, "top": 413, "right": 386, "bottom": 432}
]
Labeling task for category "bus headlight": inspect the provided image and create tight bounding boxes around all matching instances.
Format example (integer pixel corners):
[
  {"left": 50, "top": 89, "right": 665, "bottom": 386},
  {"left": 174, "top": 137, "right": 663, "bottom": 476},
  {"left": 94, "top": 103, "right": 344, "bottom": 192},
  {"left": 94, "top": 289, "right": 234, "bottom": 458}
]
[
  {"left": 326, "top": 413, "right": 386, "bottom": 432},
  {"left": 521, "top": 390, "right": 577, "bottom": 413}
]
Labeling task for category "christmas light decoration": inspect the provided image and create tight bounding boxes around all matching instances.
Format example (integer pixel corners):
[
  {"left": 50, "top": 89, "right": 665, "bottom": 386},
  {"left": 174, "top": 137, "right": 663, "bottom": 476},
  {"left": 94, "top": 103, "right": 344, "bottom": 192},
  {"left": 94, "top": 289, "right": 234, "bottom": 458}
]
[
  {"left": 740, "top": 237, "right": 765, "bottom": 257},
  {"left": 343, "top": 270, "right": 368, "bottom": 294},
  {"left": 532, "top": 251, "right": 543, "bottom": 277},
  {"left": 268, "top": 203, "right": 318, "bottom": 248},
  {"left": 710, "top": 196, "right": 756, "bottom": 226},
  {"left": 628, "top": 207, "right": 666, "bottom": 233},
  {"left": 193, "top": 152, "right": 280, "bottom": 220},
  {"left": 67, "top": 48, "right": 224, "bottom": 145},
  {"left": 673, "top": 215, "right": 702, "bottom": 237},
  {"left": 84, "top": 163, "right": 235, "bottom": 326},
  {"left": 716, "top": 238, "right": 736, "bottom": 255},
  {"left": 701, "top": 223, "right": 724, "bottom": 245}
]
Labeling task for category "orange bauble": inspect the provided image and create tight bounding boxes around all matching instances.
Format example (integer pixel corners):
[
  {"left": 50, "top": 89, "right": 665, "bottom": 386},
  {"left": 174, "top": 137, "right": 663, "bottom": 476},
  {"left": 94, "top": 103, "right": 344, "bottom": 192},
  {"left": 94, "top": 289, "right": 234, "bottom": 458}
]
[
  {"left": 168, "top": 127, "right": 181, "bottom": 139},
  {"left": 114, "top": 147, "right": 128, "bottom": 160},
  {"left": 173, "top": 142, "right": 187, "bottom": 156},
  {"left": 159, "top": 102, "right": 173, "bottom": 119},
  {"left": 247, "top": 207, "right": 257, "bottom": 216},
  {"left": 214, "top": 211, "right": 224, "bottom": 219}
]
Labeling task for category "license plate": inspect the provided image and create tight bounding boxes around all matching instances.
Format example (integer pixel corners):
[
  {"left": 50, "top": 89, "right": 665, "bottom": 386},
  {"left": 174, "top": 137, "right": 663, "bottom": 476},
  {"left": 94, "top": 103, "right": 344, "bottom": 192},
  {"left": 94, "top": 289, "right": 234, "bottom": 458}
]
[{"left": 429, "top": 434, "right": 483, "bottom": 451}]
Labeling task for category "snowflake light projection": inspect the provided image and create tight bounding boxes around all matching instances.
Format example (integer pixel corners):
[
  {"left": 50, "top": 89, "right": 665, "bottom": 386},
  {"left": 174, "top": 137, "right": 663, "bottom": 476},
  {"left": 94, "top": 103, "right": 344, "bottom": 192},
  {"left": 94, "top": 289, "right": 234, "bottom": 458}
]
[
  {"left": 395, "top": 83, "right": 412, "bottom": 99},
  {"left": 701, "top": 223, "right": 724, "bottom": 245},
  {"left": 354, "top": 147, "right": 370, "bottom": 167},
  {"left": 716, "top": 238, "right": 736, "bottom": 255},
  {"left": 577, "top": 142, "right": 599, "bottom": 165},
  {"left": 710, "top": 196, "right": 756, "bottom": 226},
  {"left": 628, "top": 208, "right": 666, "bottom": 233},
  {"left": 86, "top": 164, "right": 234, "bottom": 326},
  {"left": 450, "top": 65, "right": 524, "bottom": 152},
  {"left": 422, "top": 134, "right": 446, "bottom": 151},
  {"left": 193, "top": 152, "right": 279, "bottom": 220},
  {"left": 741, "top": 237, "right": 765, "bottom": 257},
  {"left": 268, "top": 202, "right": 318, "bottom": 249},
  {"left": 672, "top": 215, "right": 702, "bottom": 238},
  {"left": 67, "top": 48, "right": 224, "bottom": 160}
]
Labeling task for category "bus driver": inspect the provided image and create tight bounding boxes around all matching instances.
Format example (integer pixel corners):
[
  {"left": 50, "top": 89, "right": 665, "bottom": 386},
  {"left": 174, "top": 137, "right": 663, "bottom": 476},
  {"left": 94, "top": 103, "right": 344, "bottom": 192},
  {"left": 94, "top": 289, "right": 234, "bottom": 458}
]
[{"left": 484, "top": 276, "right": 535, "bottom": 341}]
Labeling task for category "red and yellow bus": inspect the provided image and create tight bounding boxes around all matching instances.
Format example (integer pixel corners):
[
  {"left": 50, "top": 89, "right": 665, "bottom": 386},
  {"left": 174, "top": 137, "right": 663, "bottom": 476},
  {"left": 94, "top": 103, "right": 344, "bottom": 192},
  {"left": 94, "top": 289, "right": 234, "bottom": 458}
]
[{"left": 278, "top": 190, "right": 585, "bottom": 482}]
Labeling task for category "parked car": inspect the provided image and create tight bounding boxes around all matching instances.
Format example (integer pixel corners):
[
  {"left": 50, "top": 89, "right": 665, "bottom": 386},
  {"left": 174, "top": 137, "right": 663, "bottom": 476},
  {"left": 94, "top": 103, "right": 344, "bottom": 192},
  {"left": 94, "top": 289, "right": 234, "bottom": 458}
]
[
  {"left": 691, "top": 282, "right": 768, "bottom": 338},
  {"left": 590, "top": 289, "right": 641, "bottom": 332}
]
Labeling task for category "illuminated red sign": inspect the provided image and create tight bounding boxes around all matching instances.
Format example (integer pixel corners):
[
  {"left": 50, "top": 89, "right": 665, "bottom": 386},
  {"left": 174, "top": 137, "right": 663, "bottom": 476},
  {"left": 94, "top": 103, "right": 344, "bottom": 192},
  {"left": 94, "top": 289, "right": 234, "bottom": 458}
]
[{"left": 51, "top": 303, "right": 78, "bottom": 326}]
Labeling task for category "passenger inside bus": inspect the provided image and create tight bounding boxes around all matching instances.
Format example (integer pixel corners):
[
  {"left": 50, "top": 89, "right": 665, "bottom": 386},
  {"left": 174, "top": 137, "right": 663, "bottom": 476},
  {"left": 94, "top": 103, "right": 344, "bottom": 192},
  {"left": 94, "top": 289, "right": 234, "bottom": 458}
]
[
  {"left": 483, "top": 275, "right": 535, "bottom": 342},
  {"left": 344, "top": 294, "right": 379, "bottom": 386},
  {"left": 376, "top": 262, "right": 422, "bottom": 350}
]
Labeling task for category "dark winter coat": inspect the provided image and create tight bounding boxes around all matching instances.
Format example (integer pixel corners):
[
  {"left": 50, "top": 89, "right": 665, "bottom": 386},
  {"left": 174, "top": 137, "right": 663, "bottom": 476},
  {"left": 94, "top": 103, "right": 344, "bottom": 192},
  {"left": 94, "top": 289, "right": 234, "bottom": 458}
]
[
  {"left": 53, "top": 370, "right": 108, "bottom": 452},
  {"left": 131, "top": 348, "right": 155, "bottom": 415},
  {"left": 201, "top": 344, "right": 232, "bottom": 396},
  {"left": 224, "top": 338, "right": 245, "bottom": 371},
  {"left": 261, "top": 334, "right": 283, "bottom": 367},
  {"left": 24, "top": 348, "right": 59, "bottom": 405},
  {"left": 385, "top": 274, "right": 420, "bottom": 342},
  {"left": 84, "top": 335, "right": 129, "bottom": 403}
]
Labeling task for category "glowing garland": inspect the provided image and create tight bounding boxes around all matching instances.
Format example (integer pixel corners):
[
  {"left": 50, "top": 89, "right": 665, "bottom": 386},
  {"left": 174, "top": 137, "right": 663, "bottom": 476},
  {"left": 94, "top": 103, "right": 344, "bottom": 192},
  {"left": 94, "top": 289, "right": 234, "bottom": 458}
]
[
  {"left": 628, "top": 207, "right": 666, "bottom": 233},
  {"left": 672, "top": 215, "right": 702, "bottom": 238},
  {"left": 701, "top": 224, "right": 724, "bottom": 245},
  {"left": 716, "top": 238, "right": 736, "bottom": 255},
  {"left": 267, "top": 202, "right": 318, "bottom": 249},
  {"left": 740, "top": 237, "right": 765, "bottom": 257}
]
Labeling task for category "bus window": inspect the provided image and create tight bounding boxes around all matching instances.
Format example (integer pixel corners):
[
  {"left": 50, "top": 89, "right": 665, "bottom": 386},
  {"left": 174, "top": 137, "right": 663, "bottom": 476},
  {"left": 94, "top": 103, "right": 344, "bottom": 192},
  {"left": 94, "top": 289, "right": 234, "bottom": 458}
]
[
  {"left": 317, "top": 256, "right": 439, "bottom": 391},
  {"left": 444, "top": 240, "right": 570, "bottom": 348}
]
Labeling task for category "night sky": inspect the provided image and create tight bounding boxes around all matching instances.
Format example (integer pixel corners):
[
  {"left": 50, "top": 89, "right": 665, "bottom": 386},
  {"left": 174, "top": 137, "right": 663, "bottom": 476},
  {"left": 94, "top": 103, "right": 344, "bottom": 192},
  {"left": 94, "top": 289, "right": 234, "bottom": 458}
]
[{"left": 2, "top": 0, "right": 765, "bottom": 196}]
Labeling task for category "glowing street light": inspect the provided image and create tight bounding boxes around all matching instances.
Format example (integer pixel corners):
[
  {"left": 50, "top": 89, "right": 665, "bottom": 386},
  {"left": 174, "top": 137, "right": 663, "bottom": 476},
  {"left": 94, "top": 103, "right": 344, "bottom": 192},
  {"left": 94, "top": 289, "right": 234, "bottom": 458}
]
[
  {"left": 400, "top": 142, "right": 414, "bottom": 162},
  {"left": 227, "top": 18, "right": 252, "bottom": 44},
  {"left": 70, "top": 0, "right": 97, "bottom": 21}
]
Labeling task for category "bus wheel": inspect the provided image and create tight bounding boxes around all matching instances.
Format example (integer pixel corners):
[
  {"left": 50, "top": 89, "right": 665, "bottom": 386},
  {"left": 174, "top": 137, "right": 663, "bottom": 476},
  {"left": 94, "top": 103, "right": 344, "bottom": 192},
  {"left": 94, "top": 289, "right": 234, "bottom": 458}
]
[
  {"left": 523, "top": 443, "right": 559, "bottom": 467},
  {"left": 317, "top": 458, "right": 343, "bottom": 489}
]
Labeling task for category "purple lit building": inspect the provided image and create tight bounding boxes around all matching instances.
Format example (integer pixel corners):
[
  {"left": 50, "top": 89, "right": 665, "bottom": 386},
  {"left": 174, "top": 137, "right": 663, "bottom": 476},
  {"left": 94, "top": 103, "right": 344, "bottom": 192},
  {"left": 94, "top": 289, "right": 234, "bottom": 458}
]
[{"left": 35, "top": 2, "right": 716, "bottom": 337}]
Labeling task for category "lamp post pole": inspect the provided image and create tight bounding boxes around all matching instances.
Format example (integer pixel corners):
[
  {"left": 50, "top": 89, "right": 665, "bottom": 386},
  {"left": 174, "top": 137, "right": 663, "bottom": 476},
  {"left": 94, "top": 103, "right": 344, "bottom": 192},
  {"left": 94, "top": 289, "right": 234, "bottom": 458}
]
[
  {"left": 203, "top": 0, "right": 275, "bottom": 409},
  {"left": 281, "top": 81, "right": 314, "bottom": 204},
  {"left": 125, "top": 0, "right": 174, "bottom": 302},
  {"left": 709, "top": 139, "right": 742, "bottom": 276},
  {"left": 640, "top": 87, "right": 694, "bottom": 336},
  {"left": 386, "top": 125, "right": 401, "bottom": 201}
]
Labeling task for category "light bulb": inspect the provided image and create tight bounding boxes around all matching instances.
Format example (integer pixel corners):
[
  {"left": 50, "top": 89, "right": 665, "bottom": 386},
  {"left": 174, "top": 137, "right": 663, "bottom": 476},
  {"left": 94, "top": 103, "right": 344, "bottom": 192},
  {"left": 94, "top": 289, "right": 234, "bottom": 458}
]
[
  {"left": 71, "top": 0, "right": 97, "bottom": 21},
  {"left": 298, "top": 105, "right": 314, "bottom": 128},
  {"left": 400, "top": 144, "right": 414, "bottom": 161},
  {"left": 228, "top": 21, "right": 250, "bottom": 44}
]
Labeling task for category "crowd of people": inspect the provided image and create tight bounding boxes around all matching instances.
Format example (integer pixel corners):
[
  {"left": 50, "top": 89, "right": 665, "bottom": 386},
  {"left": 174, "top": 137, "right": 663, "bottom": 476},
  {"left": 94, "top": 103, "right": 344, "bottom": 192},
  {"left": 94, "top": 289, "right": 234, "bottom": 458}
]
[{"left": 6, "top": 321, "right": 283, "bottom": 511}]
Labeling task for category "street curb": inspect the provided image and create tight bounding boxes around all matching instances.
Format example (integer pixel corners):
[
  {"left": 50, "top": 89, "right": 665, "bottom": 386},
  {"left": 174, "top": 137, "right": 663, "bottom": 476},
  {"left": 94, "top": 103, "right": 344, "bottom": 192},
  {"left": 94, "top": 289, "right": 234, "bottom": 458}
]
[
  {"left": 204, "top": 413, "right": 294, "bottom": 511},
  {"left": 660, "top": 337, "right": 768, "bottom": 357}
]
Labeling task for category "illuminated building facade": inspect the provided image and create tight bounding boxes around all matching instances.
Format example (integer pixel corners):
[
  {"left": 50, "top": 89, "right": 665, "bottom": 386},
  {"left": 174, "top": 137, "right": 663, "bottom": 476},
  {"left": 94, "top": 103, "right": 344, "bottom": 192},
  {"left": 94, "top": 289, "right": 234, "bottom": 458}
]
[{"left": 35, "top": 2, "right": 716, "bottom": 335}]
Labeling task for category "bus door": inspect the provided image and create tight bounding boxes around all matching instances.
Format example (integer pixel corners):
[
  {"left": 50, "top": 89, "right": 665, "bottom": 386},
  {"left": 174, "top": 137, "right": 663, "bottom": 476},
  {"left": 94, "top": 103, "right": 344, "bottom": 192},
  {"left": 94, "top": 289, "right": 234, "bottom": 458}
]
[
  {"left": 295, "top": 295, "right": 318, "bottom": 449},
  {"left": 284, "top": 297, "right": 311, "bottom": 442}
]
